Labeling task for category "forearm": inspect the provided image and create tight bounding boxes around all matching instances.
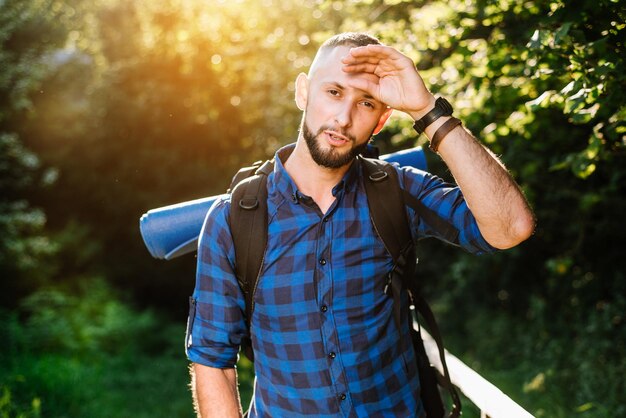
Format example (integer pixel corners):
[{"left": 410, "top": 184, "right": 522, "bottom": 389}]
[
  {"left": 421, "top": 114, "right": 535, "bottom": 249},
  {"left": 191, "top": 363, "right": 243, "bottom": 418}
]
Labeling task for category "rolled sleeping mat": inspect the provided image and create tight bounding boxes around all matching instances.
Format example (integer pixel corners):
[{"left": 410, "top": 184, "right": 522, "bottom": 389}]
[{"left": 139, "top": 146, "right": 427, "bottom": 260}]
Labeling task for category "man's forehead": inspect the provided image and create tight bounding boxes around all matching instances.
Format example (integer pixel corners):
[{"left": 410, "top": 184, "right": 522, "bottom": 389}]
[
  {"left": 309, "top": 45, "right": 379, "bottom": 94},
  {"left": 308, "top": 44, "right": 352, "bottom": 75}
]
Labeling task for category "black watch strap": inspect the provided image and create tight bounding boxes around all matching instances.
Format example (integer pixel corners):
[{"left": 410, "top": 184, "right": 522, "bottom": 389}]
[{"left": 413, "top": 97, "right": 454, "bottom": 134}]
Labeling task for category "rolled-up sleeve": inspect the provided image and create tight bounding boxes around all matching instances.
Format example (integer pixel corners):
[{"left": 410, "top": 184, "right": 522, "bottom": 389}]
[
  {"left": 185, "top": 197, "right": 248, "bottom": 368},
  {"left": 398, "top": 166, "right": 496, "bottom": 255}
]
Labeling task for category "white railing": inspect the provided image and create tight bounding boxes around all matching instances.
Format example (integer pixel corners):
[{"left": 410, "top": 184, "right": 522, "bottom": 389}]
[{"left": 420, "top": 328, "right": 535, "bottom": 418}]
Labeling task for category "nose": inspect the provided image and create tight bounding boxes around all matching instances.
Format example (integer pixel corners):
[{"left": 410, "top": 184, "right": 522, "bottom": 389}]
[{"left": 334, "top": 102, "right": 352, "bottom": 128}]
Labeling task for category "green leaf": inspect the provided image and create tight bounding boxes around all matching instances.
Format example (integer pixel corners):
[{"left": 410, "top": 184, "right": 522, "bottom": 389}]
[
  {"left": 527, "top": 29, "right": 549, "bottom": 49},
  {"left": 576, "top": 403, "right": 594, "bottom": 413},
  {"left": 569, "top": 103, "right": 599, "bottom": 124},
  {"left": 525, "top": 90, "right": 554, "bottom": 110},
  {"left": 554, "top": 22, "right": 573, "bottom": 45},
  {"left": 564, "top": 88, "right": 590, "bottom": 115}
]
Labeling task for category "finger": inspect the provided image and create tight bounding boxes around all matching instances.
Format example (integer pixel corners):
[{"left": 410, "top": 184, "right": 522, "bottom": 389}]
[
  {"left": 347, "top": 46, "right": 405, "bottom": 69},
  {"left": 343, "top": 54, "right": 407, "bottom": 75},
  {"left": 341, "top": 54, "right": 382, "bottom": 66},
  {"left": 344, "top": 45, "right": 414, "bottom": 72},
  {"left": 348, "top": 44, "right": 397, "bottom": 59},
  {"left": 342, "top": 63, "right": 380, "bottom": 74}
]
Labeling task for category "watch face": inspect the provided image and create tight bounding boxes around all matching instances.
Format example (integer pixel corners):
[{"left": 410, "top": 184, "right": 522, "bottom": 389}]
[
  {"left": 413, "top": 97, "right": 454, "bottom": 134},
  {"left": 436, "top": 97, "right": 453, "bottom": 115}
]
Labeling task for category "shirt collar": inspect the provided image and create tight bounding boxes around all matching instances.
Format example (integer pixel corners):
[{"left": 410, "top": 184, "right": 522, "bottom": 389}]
[
  {"left": 271, "top": 143, "right": 361, "bottom": 203},
  {"left": 272, "top": 144, "right": 299, "bottom": 203}
]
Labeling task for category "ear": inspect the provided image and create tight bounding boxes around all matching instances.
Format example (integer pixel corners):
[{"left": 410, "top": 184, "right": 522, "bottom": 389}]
[
  {"left": 294, "top": 72, "right": 308, "bottom": 111},
  {"left": 372, "top": 107, "right": 393, "bottom": 135}
]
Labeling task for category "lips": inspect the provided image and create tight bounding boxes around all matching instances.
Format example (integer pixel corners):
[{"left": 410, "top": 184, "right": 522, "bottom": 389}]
[{"left": 325, "top": 130, "right": 349, "bottom": 146}]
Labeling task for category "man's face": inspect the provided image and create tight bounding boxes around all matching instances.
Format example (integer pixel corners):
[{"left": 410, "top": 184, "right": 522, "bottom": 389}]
[{"left": 299, "top": 45, "right": 389, "bottom": 169}]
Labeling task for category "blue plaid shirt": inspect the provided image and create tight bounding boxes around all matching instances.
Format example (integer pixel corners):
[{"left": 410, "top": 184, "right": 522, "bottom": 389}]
[{"left": 187, "top": 144, "right": 494, "bottom": 417}]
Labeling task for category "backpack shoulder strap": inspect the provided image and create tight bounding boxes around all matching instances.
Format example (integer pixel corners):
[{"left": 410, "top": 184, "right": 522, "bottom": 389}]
[
  {"left": 401, "top": 190, "right": 460, "bottom": 244},
  {"left": 229, "top": 160, "right": 274, "bottom": 331},
  {"left": 361, "top": 156, "right": 461, "bottom": 417},
  {"left": 414, "top": 293, "right": 462, "bottom": 417},
  {"left": 361, "top": 157, "right": 412, "bottom": 260},
  {"left": 361, "top": 157, "right": 415, "bottom": 339},
  {"left": 361, "top": 157, "right": 459, "bottom": 250},
  {"left": 228, "top": 160, "right": 264, "bottom": 192}
]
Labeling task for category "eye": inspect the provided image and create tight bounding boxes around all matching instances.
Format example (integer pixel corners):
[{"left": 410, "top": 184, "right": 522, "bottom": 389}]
[
  {"left": 328, "top": 89, "right": 340, "bottom": 96},
  {"left": 360, "top": 101, "right": 375, "bottom": 109}
]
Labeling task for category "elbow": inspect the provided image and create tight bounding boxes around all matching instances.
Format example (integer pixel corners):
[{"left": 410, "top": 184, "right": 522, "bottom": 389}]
[
  {"left": 493, "top": 212, "right": 536, "bottom": 250},
  {"left": 515, "top": 209, "right": 537, "bottom": 243}
]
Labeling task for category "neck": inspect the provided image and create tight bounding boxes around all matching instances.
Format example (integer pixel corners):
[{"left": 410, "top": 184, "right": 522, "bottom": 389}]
[{"left": 284, "top": 137, "right": 353, "bottom": 213}]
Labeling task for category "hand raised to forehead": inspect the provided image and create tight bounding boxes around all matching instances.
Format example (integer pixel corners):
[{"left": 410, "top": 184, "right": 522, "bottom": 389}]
[{"left": 341, "top": 44, "right": 433, "bottom": 115}]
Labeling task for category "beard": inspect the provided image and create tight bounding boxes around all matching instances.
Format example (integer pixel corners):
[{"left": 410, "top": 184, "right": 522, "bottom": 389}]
[{"left": 301, "top": 120, "right": 370, "bottom": 169}]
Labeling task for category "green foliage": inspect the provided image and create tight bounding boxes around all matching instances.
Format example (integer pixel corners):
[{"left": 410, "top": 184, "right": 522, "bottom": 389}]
[
  {"left": 443, "top": 295, "right": 626, "bottom": 417},
  {"left": 0, "top": 279, "right": 193, "bottom": 417},
  {"left": 0, "top": 134, "right": 57, "bottom": 307},
  {"left": 0, "top": 385, "right": 41, "bottom": 418},
  {"left": 0, "top": 0, "right": 88, "bottom": 306},
  {"left": 17, "top": 279, "right": 155, "bottom": 356}
]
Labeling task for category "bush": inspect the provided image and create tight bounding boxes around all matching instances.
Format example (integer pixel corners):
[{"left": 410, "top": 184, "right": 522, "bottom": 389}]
[{"left": 0, "top": 279, "right": 194, "bottom": 417}]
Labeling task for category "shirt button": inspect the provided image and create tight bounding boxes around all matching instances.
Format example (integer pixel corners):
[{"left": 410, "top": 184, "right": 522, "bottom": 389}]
[
  {"left": 321, "top": 305, "right": 328, "bottom": 313},
  {"left": 339, "top": 393, "right": 346, "bottom": 401},
  {"left": 328, "top": 352, "right": 336, "bottom": 359},
  {"left": 319, "top": 258, "right": 326, "bottom": 265},
  {"left": 323, "top": 217, "right": 329, "bottom": 223}
]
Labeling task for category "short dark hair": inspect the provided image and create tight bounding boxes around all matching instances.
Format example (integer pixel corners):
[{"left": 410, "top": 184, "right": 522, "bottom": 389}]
[{"left": 319, "top": 32, "right": 381, "bottom": 50}]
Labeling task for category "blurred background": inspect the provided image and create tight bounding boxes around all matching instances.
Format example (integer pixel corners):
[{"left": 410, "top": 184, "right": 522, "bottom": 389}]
[{"left": 1, "top": 0, "right": 624, "bottom": 416}]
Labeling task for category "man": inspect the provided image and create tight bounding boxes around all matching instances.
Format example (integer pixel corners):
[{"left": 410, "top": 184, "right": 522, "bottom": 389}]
[{"left": 186, "top": 32, "right": 534, "bottom": 417}]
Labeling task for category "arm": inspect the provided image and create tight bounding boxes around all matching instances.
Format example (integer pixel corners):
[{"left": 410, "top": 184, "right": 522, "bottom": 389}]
[
  {"left": 420, "top": 111, "right": 534, "bottom": 249},
  {"left": 191, "top": 363, "right": 242, "bottom": 418},
  {"left": 342, "top": 45, "right": 535, "bottom": 249},
  {"left": 186, "top": 198, "right": 248, "bottom": 417}
]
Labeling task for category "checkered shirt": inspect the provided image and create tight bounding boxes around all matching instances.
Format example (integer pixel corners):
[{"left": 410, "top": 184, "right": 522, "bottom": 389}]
[{"left": 186, "top": 144, "right": 494, "bottom": 417}]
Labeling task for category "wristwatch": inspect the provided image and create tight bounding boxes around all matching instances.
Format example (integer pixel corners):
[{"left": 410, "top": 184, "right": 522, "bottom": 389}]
[{"left": 412, "top": 97, "right": 454, "bottom": 134}]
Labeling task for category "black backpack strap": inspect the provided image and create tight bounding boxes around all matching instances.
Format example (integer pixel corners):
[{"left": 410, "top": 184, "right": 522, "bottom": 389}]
[
  {"left": 229, "top": 159, "right": 274, "bottom": 361},
  {"left": 361, "top": 157, "right": 461, "bottom": 418},
  {"left": 361, "top": 157, "right": 415, "bottom": 336},
  {"left": 402, "top": 190, "right": 459, "bottom": 244},
  {"left": 361, "top": 157, "right": 412, "bottom": 259},
  {"left": 361, "top": 157, "right": 459, "bottom": 253},
  {"left": 413, "top": 293, "right": 462, "bottom": 417},
  {"left": 228, "top": 161, "right": 264, "bottom": 193}
]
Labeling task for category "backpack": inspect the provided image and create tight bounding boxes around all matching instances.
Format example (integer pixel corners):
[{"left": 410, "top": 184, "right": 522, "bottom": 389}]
[{"left": 227, "top": 151, "right": 461, "bottom": 418}]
